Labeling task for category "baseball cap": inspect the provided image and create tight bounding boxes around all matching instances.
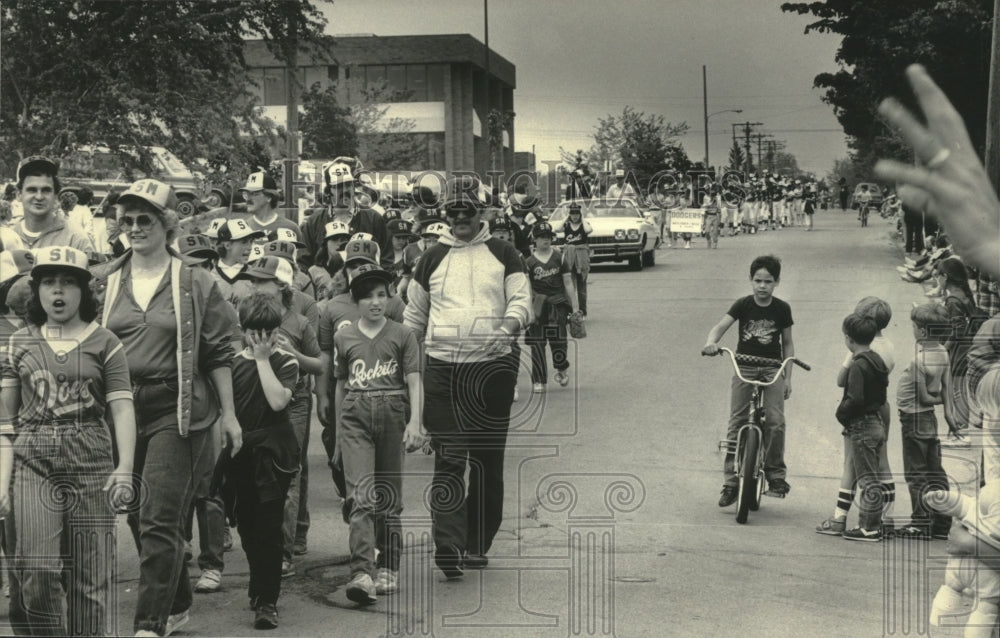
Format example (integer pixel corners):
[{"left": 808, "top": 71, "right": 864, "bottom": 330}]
[
  {"left": 614, "top": 169, "right": 625, "bottom": 178},
  {"left": 217, "top": 219, "right": 265, "bottom": 242},
  {"left": 261, "top": 240, "right": 297, "bottom": 264},
  {"left": 240, "top": 171, "right": 280, "bottom": 194},
  {"left": 324, "top": 221, "right": 351, "bottom": 240},
  {"left": 202, "top": 217, "right": 228, "bottom": 239},
  {"left": 118, "top": 179, "right": 177, "bottom": 213},
  {"left": 238, "top": 255, "right": 294, "bottom": 287},
  {"left": 248, "top": 244, "right": 265, "bottom": 263},
  {"left": 267, "top": 227, "right": 304, "bottom": 247},
  {"left": 174, "top": 233, "right": 218, "bottom": 261},
  {"left": 16, "top": 156, "right": 59, "bottom": 183},
  {"left": 350, "top": 232, "right": 374, "bottom": 242},
  {"left": 422, "top": 222, "right": 449, "bottom": 238},
  {"left": 324, "top": 161, "right": 355, "bottom": 188},
  {"left": 0, "top": 250, "right": 34, "bottom": 285},
  {"left": 414, "top": 208, "right": 444, "bottom": 230},
  {"left": 31, "top": 246, "right": 92, "bottom": 281},
  {"left": 442, "top": 175, "right": 482, "bottom": 211},
  {"left": 343, "top": 237, "right": 380, "bottom": 266},
  {"left": 532, "top": 222, "right": 556, "bottom": 238},
  {"left": 347, "top": 262, "right": 393, "bottom": 292},
  {"left": 387, "top": 219, "right": 415, "bottom": 237},
  {"left": 489, "top": 216, "right": 512, "bottom": 232}
]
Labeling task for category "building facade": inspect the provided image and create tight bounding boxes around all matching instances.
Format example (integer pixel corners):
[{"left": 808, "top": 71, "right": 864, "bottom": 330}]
[{"left": 245, "top": 34, "right": 516, "bottom": 176}]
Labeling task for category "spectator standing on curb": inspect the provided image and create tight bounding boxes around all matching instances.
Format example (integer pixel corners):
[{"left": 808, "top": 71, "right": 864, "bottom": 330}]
[{"left": 404, "top": 175, "right": 531, "bottom": 578}]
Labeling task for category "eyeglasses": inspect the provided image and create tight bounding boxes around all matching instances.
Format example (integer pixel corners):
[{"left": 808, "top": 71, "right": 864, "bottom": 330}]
[{"left": 118, "top": 214, "right": 158, "bottom": 230}]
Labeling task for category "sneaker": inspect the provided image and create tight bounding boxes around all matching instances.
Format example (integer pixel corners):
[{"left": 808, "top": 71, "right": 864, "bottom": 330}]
[
  {"left": 194, "top": 569, "right": 222, "bottom": 593},
  {"left": 513, "top": 387, "right": 520, "bottom": 402},
  {"left": 345, "top": 572, "right": 378, "bottom": 605},
  {"left": 164, "top": 609, "right": 190, "bottom": 636},
  {"left": 554, "top": 371, "right": 569, "bottom": 387},
  {"left": 895, "top": 525, "right": 930, "bottom": 540},
  {"left": 374, "top": 568, "right": 399, "bottom": 595},
  {"left": 135, "top": 632, "right": 159, "bottom": 637},
  {"left": 815, "top": 517, "right": 846, "bottom": 536},
  {"left": 718, "top": 485, "right": 737, "bottom": 507},
  {"left": 253, "top": 602, "right": 279, "bottom": 630},
  {"left": 463, "top": 553, "right": 488, "bottom": 569},
  {"left": 765, "top": 478, "right": 790, "bottom": 498},
  {"left": 281, "top": 560, "right": 295, "bottom": 578},
  {"left": 684, "top": 242, "right": 691, "bottom": 249},
  {"left": 293, "top": 542, "right": 308, "bottom": 556},
  {"left": 434, "top": 544, "right": 464, "bottom": 579},
  {"left": 223, "top": 527, "right": 234, "bottom": 552},
  {"left": 842, "top": 527, "right": 882, "bottom": 542},
  {"left": 532, "top": 383, "right": 545, "bottom": 394}
]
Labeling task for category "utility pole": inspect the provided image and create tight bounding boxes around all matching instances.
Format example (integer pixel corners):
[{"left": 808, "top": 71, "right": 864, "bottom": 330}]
[
  {"left": 703, "top": 65, "right": 709, "bottom": 169},
  {"left": 752, "top": 133, "right": 773, "bottom": 173},
  {"left": 985, "top": 0, "right": 1000, "bottom": 190},
  {"left": 282, "top": 0, "right": 299, "bottom": 222},
  {"left": 734, "top": 121, "right": 763, "bottom": 177}
]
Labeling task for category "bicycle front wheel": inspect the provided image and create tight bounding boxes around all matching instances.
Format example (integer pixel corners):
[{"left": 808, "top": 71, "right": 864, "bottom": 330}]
[{"left": 736, "top": 427, "right": 762, "bottom": 524}]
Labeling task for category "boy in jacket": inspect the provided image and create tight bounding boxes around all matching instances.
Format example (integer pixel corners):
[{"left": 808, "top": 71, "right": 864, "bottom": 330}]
[{"left": 836, "top": 313, "right": 890, "bottom": 542}]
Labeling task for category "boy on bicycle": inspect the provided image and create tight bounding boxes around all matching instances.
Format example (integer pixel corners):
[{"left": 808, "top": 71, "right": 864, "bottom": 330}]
[{"left": 702, "top": 255, "right": 795, "bottom": 507}]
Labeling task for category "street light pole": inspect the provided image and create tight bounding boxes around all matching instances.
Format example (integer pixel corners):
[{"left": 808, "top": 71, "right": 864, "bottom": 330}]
[{"left": 705, "top": 108, "right": 743, "bottom": 171}]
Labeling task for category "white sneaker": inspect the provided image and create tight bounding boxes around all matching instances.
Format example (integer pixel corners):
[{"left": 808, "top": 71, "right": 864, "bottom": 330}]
[
  {"left": 532, "top": 383, "right": 545, "bottom": 394},
  {"left": 554, "top": 371, "right": 569, "bottom": 387},
  {"left": 374, "top": 568, "right": 399, "bottom": 595},
  {"left": 345, "top": 572, "right": 378, "bottom": 605},
  {"left": 513, "top": 386, "right": 520, "bottom": 402},
  {"left": 194, "top": 569, "right": 222, "bottom": 593},
  {"left": 164, "top": 609, "right": 189, "bottom": 636}
]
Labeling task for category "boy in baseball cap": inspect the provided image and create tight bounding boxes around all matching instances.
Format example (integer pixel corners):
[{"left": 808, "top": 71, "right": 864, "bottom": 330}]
[
  {"left": 526, "top": 220, "right": 579, "bottom": 393},
  {"left": 174, "top": 233, "right": 219, "bottom": 270}
]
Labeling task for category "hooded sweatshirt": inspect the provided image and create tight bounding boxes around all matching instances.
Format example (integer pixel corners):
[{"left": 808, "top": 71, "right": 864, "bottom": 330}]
[
  {"left": 836, "top": 350, "right": 890, "bottom": 426},
  {"left": 404, "top": 221, "right": 531, "bottom": 363}
]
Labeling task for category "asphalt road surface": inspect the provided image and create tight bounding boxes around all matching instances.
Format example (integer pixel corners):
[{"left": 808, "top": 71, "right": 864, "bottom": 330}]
[{"left": 1, "top": 209, "right": 977, "bottom": 637}]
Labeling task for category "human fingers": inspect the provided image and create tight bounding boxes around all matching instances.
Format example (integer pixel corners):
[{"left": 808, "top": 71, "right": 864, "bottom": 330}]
[
  {"left": 905, "top": 64, "right": 976, "bottom": 152},
  {"left": 877, "top": 97, "right": 943, "bottom": 164}
]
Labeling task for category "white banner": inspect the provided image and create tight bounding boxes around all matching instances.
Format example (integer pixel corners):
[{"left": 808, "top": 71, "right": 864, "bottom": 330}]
[{"left": 669, "top": 209, "right": 703, "bottom": 233}]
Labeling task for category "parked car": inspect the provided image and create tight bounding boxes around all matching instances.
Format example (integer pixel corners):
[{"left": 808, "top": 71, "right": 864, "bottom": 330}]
[
  {"left": 849, "top": 182, "right": 884, "bottom": 210},
  {"left": 549, "top": 199, "right": 660, "bottom": 271},
  {"left": 59, "top": 145, "right": 216, "bottom": 217}
]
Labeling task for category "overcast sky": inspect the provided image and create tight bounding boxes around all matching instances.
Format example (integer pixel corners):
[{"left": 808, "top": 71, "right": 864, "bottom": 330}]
[{"left": 321, "top": 0, "right": 849, "bottom": 176}]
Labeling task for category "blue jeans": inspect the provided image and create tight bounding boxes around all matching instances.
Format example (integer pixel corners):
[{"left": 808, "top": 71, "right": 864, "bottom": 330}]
[
  {"left": 900, "top": 410, "right": 951, "bottom": 534},
  {"left": 847, "top": 414, "right": 886, "bottom": 530},
  {"left": 13, "top": 423, "right": 116, "bottom": 636},
  {"left": 724, "top": 366, "right": 786, "bottom": 487},
  {"left": 339, "top": 391, "right": 407, "bottom": 576},
  {"left": 128, "top": 424, "right": 212, "bottom": 635}
]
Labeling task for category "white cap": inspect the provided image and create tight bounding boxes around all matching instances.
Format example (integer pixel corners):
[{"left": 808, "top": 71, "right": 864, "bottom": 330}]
[
  {"left": 324, "top": 161, "right": 354, "bottom": 187},
  {"left": 422, "top": 222, "right": 449, "bottom": 237},
  {"left": 324, "top": 221, "right": 351, "bottom": 239}
]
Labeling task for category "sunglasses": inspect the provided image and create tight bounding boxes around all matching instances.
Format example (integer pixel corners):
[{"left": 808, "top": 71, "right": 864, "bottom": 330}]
[
  {"left": 118, "top": 214, "right": 158, "bottom": 230},
  {"left": 445, "top": 207, "right": 477, "bottom": 219}
]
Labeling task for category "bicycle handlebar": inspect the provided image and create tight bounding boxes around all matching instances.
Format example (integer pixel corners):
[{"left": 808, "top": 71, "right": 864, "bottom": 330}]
[{"left": 703, "top": 347, "right": 810, "bottom": 386}]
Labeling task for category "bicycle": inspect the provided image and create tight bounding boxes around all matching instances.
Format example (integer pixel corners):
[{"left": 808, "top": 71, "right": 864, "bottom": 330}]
[
  {"left": 707, "top": 347, "right": 811, "bottom": 524},
  {"left": 859, "top": 203, "right": 869, "bottom": 227}
]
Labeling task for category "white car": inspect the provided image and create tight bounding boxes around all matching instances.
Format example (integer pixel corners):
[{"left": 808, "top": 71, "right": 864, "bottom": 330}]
[{"left": 549, "top": 199, "right": 660, "bottom": 270}]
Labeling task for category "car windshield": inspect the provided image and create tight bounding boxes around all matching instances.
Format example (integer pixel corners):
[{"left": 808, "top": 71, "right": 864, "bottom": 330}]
[{"left": 550, "top": 203, "right": 641, "bottom": 223}]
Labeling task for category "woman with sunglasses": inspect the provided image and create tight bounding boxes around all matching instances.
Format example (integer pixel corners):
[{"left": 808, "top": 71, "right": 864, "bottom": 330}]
[{"left": 90, "top": 179, "right": 240, "bottom": 638}]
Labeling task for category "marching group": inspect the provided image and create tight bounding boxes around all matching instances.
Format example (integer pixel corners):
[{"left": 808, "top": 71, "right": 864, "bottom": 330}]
[{"left": 0, "top": 156, "right": 588, "bottom": 636}]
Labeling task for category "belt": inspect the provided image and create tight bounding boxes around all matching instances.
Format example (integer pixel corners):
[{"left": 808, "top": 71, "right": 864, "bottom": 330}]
[{"left": 347, "top": 389, "right": 408, "bottom": 397}]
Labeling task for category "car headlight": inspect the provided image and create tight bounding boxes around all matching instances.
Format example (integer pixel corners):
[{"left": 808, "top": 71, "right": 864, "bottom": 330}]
[
  {"left": 627, "top": 228, "right": 640, "bottom": 240},
  {"left": 614, "top": 229, "right": 626, "bottom": 240}
]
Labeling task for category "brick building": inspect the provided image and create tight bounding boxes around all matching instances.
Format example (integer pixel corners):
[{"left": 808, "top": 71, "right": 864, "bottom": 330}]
[{"left": 245, "top": 34, "right": 515, "bottom": 176}]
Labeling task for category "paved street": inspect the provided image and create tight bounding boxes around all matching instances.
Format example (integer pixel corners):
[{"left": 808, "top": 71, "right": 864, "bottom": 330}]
[{"left": 2, "top": 209, "right": 974, "bottom": 637}]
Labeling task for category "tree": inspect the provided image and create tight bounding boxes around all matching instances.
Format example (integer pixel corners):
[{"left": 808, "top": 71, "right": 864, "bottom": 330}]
[
  {"left": 486, "top": 109, "right": 515, "bottom": 174},
  {"left": 349, "top": 81, "right": 427, "bottom": 171},
  {"left": 559, "top": 106, "right": 690, "bottom": 186},
  {"left": 299, "top": 84, "right": 358, "bottom": 158},
  {"left": 781, "top": 0, "right": 993, "bottom": 172},
  {"left": 1, "top": 0, "right": 329, "bottom": 178},
  {"left": 728, "top": 139, "right": 746, "bottom": 171}
]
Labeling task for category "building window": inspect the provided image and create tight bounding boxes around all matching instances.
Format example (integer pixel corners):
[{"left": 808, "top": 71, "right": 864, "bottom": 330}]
[
  {"left": 407, "top": 65, "right": 427, "bottom": 101},
  {"left": 263, "top": 68, "right": 286, "bottom": 106},
  {"left": 387, "top": 65, "right": 406, "bottom": 99},
  {"left": 365, "top": 65, "right": 385, "bottom": 93},
  {"left": 300, "top": 66, "right": 328, "bottom": 95},
  {"left": 427, "top": 65, "right": 445, "bottom": 101}
]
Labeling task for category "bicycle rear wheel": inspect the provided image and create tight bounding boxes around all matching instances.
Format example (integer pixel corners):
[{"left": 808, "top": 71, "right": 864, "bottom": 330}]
[{"left": 736, "top": 427, "right": 762, "bottom": 524}]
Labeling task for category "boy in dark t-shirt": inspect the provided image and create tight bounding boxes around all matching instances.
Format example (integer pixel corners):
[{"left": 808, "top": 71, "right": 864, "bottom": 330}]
[
  {"left": 702, "top": 255, "right": 796, "bottom": 506},
  {"left": 224, "top": 293, "right": 300, "bottom": 630},
  {"left": 525, "top": 222, "right": 579, "bottom": 393}
]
